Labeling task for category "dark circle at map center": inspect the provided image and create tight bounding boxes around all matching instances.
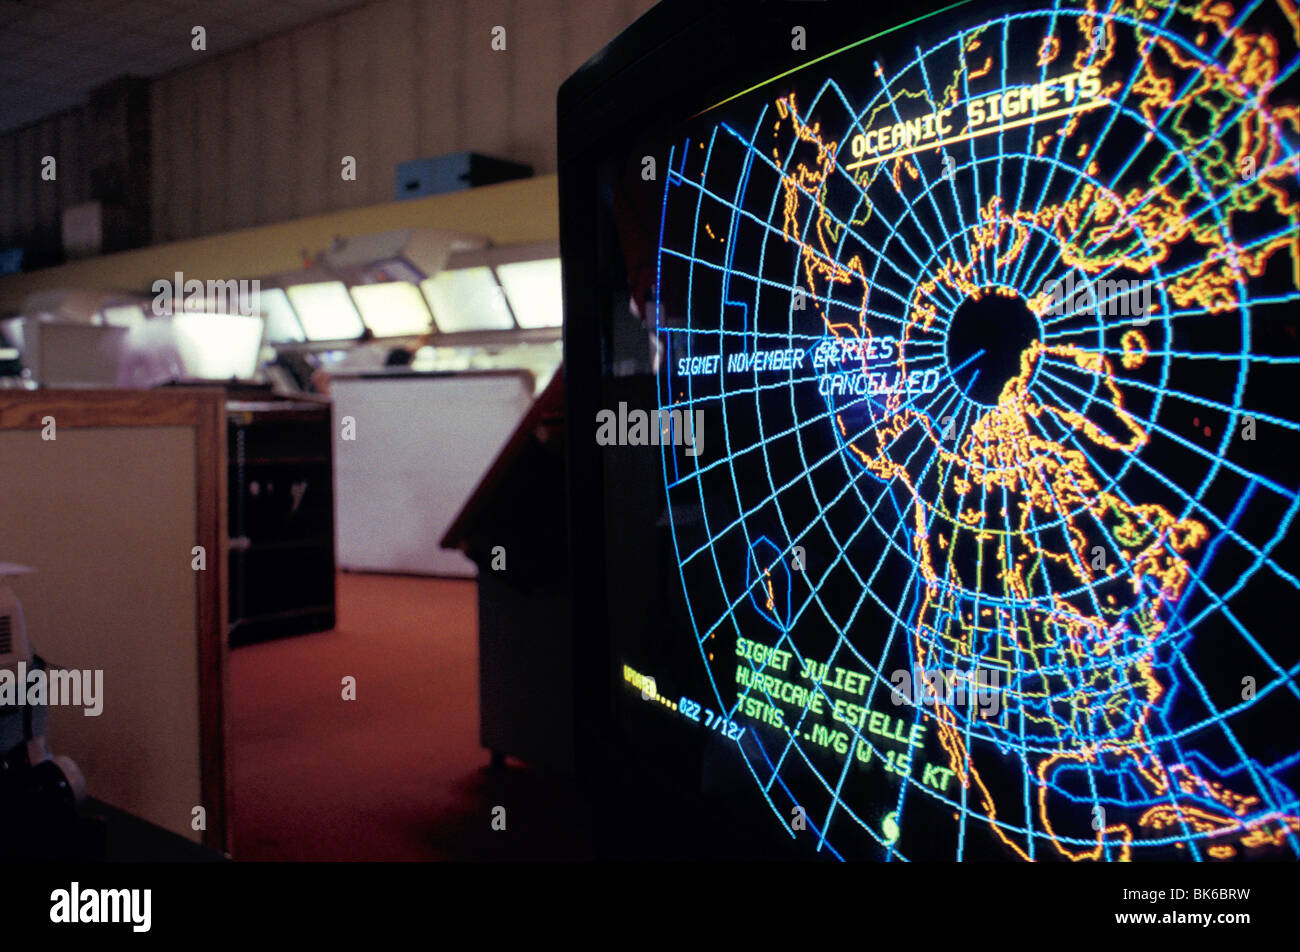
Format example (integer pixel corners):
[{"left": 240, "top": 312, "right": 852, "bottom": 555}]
[{"left": 944, "top": 291, "right": 1043, "bottom": 407}]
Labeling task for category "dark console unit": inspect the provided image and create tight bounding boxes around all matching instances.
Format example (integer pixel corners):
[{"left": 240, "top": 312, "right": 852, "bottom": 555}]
[{"left": 228, "top": 399, "right": 335, "bottom": 644}]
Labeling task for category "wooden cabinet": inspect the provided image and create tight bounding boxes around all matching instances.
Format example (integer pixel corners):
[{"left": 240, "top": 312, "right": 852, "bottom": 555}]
[{"left": 0, "top": 388, "right": 229, "bottom": 851}]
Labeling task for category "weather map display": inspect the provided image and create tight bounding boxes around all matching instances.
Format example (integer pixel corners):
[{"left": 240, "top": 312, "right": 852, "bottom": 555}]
[{"left": 612, "top": 0, "right": 1300, "bottom": 861}]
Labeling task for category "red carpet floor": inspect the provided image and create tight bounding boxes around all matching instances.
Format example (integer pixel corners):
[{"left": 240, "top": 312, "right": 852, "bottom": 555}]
[{"left": 228, "top": 572, "right": 593, "bottom": 861}]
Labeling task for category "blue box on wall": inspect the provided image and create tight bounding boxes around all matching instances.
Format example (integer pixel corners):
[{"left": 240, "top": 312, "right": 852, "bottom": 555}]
[
  {"left": 395, "top": 152, "right": 533, "bottom": 201},
  {"left": 0, "top": 247, "right": 24, "bottom": 276}
]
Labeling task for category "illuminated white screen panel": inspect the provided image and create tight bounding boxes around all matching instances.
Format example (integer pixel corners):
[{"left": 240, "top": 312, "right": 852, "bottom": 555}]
[
  {"left": 101, "top": 305, "right": 146, "bottom": 329},
  {"left": 172, "top": 313, "right": 265, "bottom": 380},
  {"left": 0, "top": 318, "right": 24, "bottom": 353},
  {"left": 286, "top": 281, "right": 366, "bottom": 341},
  {"left": 420, "top": 267, "right": 514, "bottom": 332},
  {"left": 259, "top": 288, "right": 306, "bottom": 343},
  {"left": 350, "top": 281, "right": 433, "bottom": 337},
  {"left": 497, "top": 258, "right": 563, "bottom": 329}
]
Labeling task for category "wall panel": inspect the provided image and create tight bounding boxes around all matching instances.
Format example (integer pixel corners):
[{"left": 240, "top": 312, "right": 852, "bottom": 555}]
[
  {"left": 289, "top": 19, "right": 333, "bottom": 221},
  {"left": 0, "top": 0, "right": 659, "bottom": 252},
  {"left": 223, "top": 46, "right": 262, "bottom": 233},
  {"left": 255, "top": 32, "right": 296, "bottom": 228}
]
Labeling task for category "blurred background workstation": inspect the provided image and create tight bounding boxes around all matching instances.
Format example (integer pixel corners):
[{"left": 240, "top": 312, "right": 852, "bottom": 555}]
[{"left": 0, "top": 0, "right": 655, "bottom": 862}]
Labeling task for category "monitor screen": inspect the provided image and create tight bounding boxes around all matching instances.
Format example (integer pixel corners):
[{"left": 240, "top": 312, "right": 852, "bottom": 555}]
[
  {"left": 100, "top": 304, "right": 147, "bottom": 329},
  {"left": 421, "top": 267, "right": 517, "bottom": 332},
  {"left": 286, "top": 281, "right": 367, "bottom": 341},
  {"left": 350, "top": 281, "right": 434, "bottom": 338},
  {"left": 259, "top": 288, "right": 307, "bottom": 344},
  {"left": 561, "top": 0, "right": 1300, "bottom": 861},
  {"left": 498, "top": 258, "right": 564, "bottom": 328},
  {"left": 34, "top": 322, "right": 129, "bottom": 388},
  {"left": 171, "top": 312, "right": 265, "bottom": 381}
]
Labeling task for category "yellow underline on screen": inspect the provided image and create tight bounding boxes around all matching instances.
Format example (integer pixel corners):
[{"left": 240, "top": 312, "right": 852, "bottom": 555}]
[{"left": 691, "top": 0, "right": 974, "bottom": 119}]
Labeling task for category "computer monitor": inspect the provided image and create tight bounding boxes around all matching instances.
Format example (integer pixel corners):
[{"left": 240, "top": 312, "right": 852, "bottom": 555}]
[
  {"left": 31, "top": 322, "right": 129, "bottom": 388},
  {"left": 560, "top": 0, "right": 1300, "bottom": 860}
]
